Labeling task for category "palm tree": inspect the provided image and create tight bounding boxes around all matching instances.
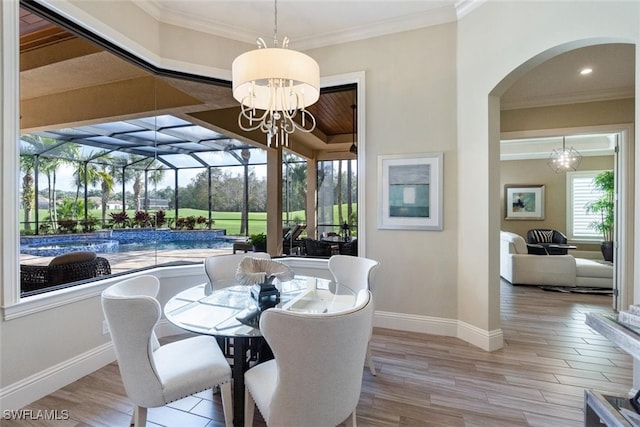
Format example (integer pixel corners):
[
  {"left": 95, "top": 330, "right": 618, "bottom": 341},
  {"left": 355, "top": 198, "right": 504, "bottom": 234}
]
[
  {"left": 98, "top": 166, "right": 115, "bottom": 227},
  {"left": 20, "top": 135, "right": 73, "bottom": 231},
  {"left": 19, "top": 153, "right": 35, "bottom": 231}
]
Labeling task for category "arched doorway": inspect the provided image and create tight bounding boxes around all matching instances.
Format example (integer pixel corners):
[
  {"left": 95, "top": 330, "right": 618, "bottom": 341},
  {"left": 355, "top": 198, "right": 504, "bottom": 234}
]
[{"left": 490, "top": 41, "right": 635, "bottom": 323}]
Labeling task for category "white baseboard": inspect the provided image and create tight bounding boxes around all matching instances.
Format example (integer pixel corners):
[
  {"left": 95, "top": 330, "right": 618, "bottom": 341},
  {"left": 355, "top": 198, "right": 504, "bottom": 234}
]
[
  {"left": 0, "top": 342, "right": 115, "bottom": 411},
  {"left": 1, "top": 313, "right": 504, "bottom": 412},
  {"left": 374, "top": 310, "right": 504, "bottom": 351}
]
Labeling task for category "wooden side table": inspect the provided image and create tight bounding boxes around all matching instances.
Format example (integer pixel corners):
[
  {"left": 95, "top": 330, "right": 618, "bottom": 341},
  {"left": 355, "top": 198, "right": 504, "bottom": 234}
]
[{"left": 233, "top": 241, "right": 253, "bottom": 253}]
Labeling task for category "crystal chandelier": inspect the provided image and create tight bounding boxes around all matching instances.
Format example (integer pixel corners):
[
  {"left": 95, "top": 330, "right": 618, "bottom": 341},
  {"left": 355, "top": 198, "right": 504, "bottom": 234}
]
[
  {"left": 547, "top": 136, "right": 582, "bottom": 173},
  {"left": 231, "top": 0, "right": 320, "bottom": 148}
]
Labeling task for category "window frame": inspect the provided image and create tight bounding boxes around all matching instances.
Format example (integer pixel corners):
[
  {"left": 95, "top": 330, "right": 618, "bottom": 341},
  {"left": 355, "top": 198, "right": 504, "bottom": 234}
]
[{"left": 566, "top": 170, "right": 608, "bottom": 242}]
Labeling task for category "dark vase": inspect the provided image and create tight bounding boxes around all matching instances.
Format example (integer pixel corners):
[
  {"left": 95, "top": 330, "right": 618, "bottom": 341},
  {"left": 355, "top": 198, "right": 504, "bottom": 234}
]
[
  {"left": 253, "top": 243, "right": 266, "bottom": 252},
  {"left": 601, "top": 241, "right": 614, "bottom": 263}
]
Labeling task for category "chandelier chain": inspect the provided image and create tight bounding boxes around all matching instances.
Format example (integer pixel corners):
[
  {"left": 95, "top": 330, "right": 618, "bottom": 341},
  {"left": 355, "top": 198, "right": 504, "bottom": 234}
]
[{"left": 273, "top": 0, "right": 278, "bottom": 47}]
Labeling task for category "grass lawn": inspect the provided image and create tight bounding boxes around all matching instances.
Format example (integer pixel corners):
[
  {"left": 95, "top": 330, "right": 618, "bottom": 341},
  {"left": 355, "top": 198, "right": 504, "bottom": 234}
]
[{"left": 20, "top": 204, "right": 355, "bottom": 236}]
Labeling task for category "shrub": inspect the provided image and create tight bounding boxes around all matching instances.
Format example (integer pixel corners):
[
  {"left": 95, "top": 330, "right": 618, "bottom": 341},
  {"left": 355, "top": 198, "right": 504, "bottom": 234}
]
[
  {"left": 57, "top": 219, "right": 78, "bottom": 233},
  {"left": 109, "top": 211, "right": 130, "bottom": 228},
  {"left": 154, "top": 209, "right": 167, "bottom": 228},
  {"left": 134, "top": 210, "right": 152, "bottom": 228}
]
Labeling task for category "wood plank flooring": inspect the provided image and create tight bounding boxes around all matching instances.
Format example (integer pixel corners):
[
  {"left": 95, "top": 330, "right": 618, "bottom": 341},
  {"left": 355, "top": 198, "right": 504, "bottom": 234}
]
[{"left": 5, "top": 281, "right": 631, "bottom": 426}]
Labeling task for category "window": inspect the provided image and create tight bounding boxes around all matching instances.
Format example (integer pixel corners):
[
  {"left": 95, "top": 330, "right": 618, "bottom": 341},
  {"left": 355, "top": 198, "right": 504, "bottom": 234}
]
[
  {"left": 317, "top": 159, "right": 358, "bottom": 237},
  {"left": 566, "top": 171, "right": 606, "bottom": 241}
]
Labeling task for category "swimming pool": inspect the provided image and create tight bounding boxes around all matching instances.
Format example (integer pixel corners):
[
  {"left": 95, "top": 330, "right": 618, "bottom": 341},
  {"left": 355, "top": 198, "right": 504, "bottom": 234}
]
[
  {"left": 20, "top": 229, "right": 233, "bottom": 256},
  {"left": 118, "top": 239, "right": 232, "bottom": 252}
]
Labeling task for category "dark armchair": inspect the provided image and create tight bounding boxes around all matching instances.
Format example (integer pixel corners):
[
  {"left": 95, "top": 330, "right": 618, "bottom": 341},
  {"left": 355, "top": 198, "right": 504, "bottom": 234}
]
[
  {"left": 21, "top": 251, "right": 111, "bottom": 294},
  {"left": 526, "top": 229, "right": 569, "bottom": 255}
]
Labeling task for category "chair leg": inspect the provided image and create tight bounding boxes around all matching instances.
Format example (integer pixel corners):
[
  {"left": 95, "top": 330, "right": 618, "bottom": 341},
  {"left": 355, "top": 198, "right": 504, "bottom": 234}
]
[
  {"left": 219, "top": 381, "right": 233, "bottom": 427},
  {"left": 131, "top": 406, "right": 147, "bottom": 427},
  {"left": 244, "top": 386, "right": 256, "bottom": 426},
  {"left": 348, "top": 409, "right": 357, "bottom": 427},
  {"left": 366, "top": 344, "right": 377, "bottom": 376}
]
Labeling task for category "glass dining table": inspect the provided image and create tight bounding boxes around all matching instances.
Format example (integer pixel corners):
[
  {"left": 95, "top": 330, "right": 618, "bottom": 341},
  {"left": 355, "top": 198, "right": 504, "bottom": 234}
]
[{"left": 164, "top": 275, "right": 357, "bottom": 426}]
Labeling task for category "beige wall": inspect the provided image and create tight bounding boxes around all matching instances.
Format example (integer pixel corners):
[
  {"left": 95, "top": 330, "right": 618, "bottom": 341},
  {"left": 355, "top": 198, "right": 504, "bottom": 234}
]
[
  {"left": 309, "top": 23, "right": 459, "bottom": 320},
  {"left": 502, "top": 98, "right": 635, "bottom": 133},
  {"left": 500, "top": 156, "right": 614, "bottom": 251}
]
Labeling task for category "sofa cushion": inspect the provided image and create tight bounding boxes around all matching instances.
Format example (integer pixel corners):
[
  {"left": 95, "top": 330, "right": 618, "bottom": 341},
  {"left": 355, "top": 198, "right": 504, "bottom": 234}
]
[
  {"left": 575, "top": 258, "right": 613, "bottom": 279},
  {"left": 500, "top": 231, "right": 528, "bottom": 255},
  {"left": 49, "top": 251, "right": 97, "bottom": 266}
]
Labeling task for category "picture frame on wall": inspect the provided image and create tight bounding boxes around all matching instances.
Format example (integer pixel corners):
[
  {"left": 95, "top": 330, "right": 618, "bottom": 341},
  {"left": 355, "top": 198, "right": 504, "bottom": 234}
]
[
  {"left": 504, "top": 184, "right": 545, "bottom": 220},
  {"left": 378, "top": 152, "right": 443, "bottom": 231}
]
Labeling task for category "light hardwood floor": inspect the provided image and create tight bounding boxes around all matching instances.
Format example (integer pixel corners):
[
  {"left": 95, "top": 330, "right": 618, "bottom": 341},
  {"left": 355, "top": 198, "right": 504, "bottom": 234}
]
[{"left": 5, "top": 280, "right": 631, "bottom": 426}]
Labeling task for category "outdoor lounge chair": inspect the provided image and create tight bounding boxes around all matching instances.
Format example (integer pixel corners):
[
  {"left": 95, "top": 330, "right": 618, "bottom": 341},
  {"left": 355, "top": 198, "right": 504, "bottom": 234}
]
[
  {"left": 283, "top": 224, "right": 307, "bottom": 255},
  {"left": 20, "top": 251, "right": 111, "bottom": 294}
]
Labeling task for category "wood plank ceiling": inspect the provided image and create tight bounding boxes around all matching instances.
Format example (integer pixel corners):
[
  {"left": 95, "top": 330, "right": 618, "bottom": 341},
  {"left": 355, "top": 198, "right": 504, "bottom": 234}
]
[{"left": 18, "top": 8, "right": 357, "bottom": 157}]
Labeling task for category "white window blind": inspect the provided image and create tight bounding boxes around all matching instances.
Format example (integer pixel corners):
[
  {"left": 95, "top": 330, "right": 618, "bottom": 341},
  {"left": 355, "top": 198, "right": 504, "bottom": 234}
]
[{"left": 567, "top": 171, "right": 605, "bottom": 241}]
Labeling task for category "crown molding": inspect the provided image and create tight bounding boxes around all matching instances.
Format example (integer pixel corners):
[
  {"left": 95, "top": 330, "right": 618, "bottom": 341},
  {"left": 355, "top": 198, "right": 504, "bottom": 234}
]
[
  {"left": 501, "top": 86, "right": 635, "bottom": 111},
  {"left": 134, "top": 1, "right": 461, "bottom": 51}
]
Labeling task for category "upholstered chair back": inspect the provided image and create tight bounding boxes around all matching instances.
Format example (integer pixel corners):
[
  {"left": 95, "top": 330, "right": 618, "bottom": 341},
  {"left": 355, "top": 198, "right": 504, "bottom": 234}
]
[
  {"left": 101, "top": 275, "right": 165, "bottom": 408},
  {"left": 328, "top": 255, "right": 379, "bottom": 293},
  {"left": 204, "top": 252, "right": 270, "bottom": 292},
  {"left": 328, "top": 254, "right": 380, "bottom": 376},
  {"left": 258, "top": 290, "right": 373, "bottom": 426}
]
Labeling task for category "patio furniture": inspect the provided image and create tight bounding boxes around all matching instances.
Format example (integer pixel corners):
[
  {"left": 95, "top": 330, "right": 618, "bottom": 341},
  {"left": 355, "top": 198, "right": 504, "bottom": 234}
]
[
  {"left": 232, "top": 241, "right": 253, "bottom": 254},
  {"left": 302, "top": 238, "right": 337, "bottom": 258},
  {"left": 283, "top": 224, "right": 307, "bottom": 255},
  {"left": 20, "top": 251, "right": 111, "bottom": 293}
]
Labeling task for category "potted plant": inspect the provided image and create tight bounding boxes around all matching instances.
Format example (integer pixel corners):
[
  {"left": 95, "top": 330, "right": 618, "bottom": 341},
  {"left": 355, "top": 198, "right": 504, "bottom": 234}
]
[
  {"left": 586, "top": 170, "right": 614, "bottom": 262},
  {"left": 249, "top": 232, "right": 267, "bottom": 252}
]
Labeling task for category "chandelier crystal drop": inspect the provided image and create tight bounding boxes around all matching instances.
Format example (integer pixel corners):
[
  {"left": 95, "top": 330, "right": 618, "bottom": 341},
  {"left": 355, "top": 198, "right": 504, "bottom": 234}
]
[
  {"left": 231, "top": 0, "right": 320, "bottom": 148},
  {"left": 547, "top": 136, "right": 582, "bottom": 173}
]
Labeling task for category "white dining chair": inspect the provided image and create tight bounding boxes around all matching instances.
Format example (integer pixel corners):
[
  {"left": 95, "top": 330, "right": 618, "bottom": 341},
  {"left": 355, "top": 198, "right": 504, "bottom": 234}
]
[
  {"left": 328, "top": 254, "right": 380, "bottom": 376},
  {"left": 101, "top": 275, "right": 233, "bottom": 427},
  {"left": 244, "top": 289, "right": 373, "bottom": 427},
  {"left": 204, "top": 252, "right": 271, "bottom": 293},
  {"left": 204, "top": 252, "right": 272, "bottom": 362}
]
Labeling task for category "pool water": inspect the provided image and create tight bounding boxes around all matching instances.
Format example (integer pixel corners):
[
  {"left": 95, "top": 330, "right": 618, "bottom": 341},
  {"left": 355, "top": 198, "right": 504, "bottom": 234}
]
[
  {"left": 118, "top": 239, "right": 232, "bottom": 252},
  {"left": 21, "top": 237, "right": 233, "bottom": 256}
]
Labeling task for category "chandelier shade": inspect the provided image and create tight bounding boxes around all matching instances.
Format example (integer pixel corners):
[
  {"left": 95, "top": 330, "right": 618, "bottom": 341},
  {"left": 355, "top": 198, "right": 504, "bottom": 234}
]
[{"left": 232, "top": 48, "right": 320, "bottom": 111}]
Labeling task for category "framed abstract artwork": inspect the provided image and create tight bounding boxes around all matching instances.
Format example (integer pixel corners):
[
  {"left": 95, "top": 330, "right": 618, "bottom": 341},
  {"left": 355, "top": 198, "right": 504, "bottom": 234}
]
[
  {"left": 378, "top": 152, "right": 443, "bottom": 230},
  {"left": 504, "top": 184, "right": 545, "bottom": 220}
]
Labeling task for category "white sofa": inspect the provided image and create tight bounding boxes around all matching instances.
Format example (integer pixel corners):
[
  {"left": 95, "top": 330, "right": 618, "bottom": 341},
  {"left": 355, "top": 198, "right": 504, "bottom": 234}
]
[{"left": 500, "top": 231, "right": 613, "bottom": 288}]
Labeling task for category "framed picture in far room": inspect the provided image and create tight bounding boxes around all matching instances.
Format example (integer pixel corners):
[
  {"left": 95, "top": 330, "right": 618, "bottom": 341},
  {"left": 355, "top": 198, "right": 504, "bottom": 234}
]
[
  {"left": 504, "top": 184, "right": 545, "bottom": 220},
  {"left": 378, "top": 152, "right": 443, "bottom": 231}
]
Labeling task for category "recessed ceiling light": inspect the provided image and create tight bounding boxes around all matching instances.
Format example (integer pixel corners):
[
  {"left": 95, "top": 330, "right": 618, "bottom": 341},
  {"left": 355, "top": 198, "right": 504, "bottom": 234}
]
[{"left": 580, "top": 68, "right": 593, "bottom": 75}]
